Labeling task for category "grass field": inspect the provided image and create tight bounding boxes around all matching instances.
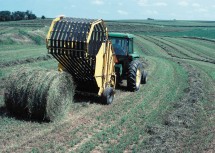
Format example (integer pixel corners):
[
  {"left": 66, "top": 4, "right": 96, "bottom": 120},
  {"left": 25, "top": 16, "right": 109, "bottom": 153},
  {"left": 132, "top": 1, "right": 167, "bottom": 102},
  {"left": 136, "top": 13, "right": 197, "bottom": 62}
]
[{"left": 0, "top": 19, "right": 214, "bottom": 152}]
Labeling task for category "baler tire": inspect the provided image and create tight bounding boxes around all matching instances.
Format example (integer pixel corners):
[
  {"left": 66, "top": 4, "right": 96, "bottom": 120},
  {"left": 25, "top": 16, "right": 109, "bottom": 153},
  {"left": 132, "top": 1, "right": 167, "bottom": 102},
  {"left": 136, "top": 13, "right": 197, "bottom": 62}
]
[
  {"left": 127, "top": 60, "right": 142, "bottom": 91},
  {"left": 141, "top": 71, "right": 147, "bottom": 84},
  {"left": 102, "top": 87, "right": 114, "bottom": 105}
]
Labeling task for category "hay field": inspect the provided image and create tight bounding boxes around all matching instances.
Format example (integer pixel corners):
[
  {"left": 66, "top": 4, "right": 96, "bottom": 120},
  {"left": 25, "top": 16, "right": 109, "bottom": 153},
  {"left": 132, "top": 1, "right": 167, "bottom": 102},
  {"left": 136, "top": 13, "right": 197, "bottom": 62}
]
[{"left": 0, "top": 19, "right": 214, "bottom": 152}]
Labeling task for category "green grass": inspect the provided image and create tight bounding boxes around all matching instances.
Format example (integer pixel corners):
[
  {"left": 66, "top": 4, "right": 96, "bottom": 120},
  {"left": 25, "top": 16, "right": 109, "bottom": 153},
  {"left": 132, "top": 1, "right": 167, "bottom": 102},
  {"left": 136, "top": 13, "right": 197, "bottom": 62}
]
[
  {"left": 0, "top": 20, "right": 49, "bottom": 46},
  {"left": 0, "top": 60, "right": 56, "bottom": 79},
  {"left": 145, "top": 28, "right": 215, "bottom": 39},
  {"left": 180, "top": 61, "right": 214, "bottom": 152},
  {"left": 0, "top": 19, "right": 214, "bottom": 152},
  {"left": 151, "top": 36, "right": 210, "bottom": 60},
  {"left": 18, "top": 29, "right": 45, "bottom": 45},
  {"left": 134, "top": 35, "right": 170, "bottom": 57},
  {"left": 114, "top": 19, "right": 215, "bottom": 27},
  {"left": 162, "top": 37, "right": 215, "bottom": 59},
  {"left": 77, "top": 58, "right": 188, "bottom": 152},
  {"left": 0, "top": 45, "right": 47, "bottom": 63}
]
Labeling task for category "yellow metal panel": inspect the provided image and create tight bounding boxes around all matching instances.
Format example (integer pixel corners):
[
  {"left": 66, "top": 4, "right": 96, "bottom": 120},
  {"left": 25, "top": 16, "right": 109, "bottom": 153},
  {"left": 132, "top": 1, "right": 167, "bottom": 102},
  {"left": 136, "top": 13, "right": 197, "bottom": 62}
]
[
  {"left": 46, "top": 16, "right": 64, "bottom": 48},
  {"left": 95, "top": 41, "right": 116, "bottom": 96},
  {"left": 86, "top": 19, "right": 103, "bottom": 44},
  {"left": 58, "top": 63, "right": 63, "bottom": 72},
  {"left": 95, "top": 42, "right": 105, "bottom": 95}
]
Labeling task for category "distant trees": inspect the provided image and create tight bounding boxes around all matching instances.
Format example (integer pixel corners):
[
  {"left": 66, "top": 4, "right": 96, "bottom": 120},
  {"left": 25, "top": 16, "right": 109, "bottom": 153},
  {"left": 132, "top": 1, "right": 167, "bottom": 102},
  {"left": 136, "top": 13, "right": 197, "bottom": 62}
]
[
  {"left": 147, "top": 18, "right": 155, "bottom": 21},
  {"left": 0, "top": 10, "right": 37, "bottom": 21},
  {"left": 41, "top": 15, "right": 46, "bottom": 19},
  {"left": 0, "top": 11, "right": 11, "bottom": 21},
  {"left": 25, "top": 10, "right": 37, "bottom": 20}
]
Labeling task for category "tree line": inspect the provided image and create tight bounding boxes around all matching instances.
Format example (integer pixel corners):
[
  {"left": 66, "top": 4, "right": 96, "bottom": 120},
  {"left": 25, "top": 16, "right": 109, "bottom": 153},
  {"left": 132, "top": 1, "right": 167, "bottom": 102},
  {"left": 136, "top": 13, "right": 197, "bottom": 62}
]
[{"left": 0, "top": 10, "right": 37, "bottom": 21}]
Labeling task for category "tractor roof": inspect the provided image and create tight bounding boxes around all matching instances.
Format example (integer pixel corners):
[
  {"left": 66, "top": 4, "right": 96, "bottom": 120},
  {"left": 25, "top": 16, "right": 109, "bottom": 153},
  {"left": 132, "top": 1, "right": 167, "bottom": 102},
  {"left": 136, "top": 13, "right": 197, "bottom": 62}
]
[{"left": 108, "top": 32, "right": 134, "bottom": 39}]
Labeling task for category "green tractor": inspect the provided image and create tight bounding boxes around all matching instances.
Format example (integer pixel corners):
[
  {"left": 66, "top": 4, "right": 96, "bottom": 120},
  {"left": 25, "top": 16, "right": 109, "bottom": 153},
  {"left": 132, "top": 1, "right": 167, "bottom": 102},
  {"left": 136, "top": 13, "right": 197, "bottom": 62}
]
[{"left": 108, "top": 32, "right": 147, "bottom": 91}]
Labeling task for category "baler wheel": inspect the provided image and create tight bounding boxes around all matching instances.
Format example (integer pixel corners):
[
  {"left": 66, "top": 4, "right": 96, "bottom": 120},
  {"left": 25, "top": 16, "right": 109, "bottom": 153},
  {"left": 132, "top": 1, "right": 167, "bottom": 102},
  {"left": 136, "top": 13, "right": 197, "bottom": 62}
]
[{"left": 102, "top": 87, "right": 114, "bottom": 105}]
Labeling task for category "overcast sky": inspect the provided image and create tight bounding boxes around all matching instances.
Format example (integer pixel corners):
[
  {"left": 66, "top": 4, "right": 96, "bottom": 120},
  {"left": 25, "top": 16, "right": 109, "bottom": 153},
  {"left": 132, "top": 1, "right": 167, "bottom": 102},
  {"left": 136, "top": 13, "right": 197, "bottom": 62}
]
[{"left": 0, "top": 0, "right": 214, "bottom": 20}]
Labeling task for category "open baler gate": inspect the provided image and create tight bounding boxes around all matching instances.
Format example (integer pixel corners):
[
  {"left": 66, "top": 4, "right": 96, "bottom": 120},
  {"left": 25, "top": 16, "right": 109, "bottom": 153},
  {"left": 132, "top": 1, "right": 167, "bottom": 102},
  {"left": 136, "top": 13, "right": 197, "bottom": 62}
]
[{"left": 46, "top": 16, "right": 116, "bottom": 101}]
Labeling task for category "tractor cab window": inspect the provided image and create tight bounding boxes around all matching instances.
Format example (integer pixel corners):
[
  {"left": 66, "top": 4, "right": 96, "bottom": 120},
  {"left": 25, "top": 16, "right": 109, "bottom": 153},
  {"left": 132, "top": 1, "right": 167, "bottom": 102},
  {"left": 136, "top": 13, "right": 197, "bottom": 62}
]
[
  {"left": 110, "top": 37, "right": 128, "bottom": 55},
  {"left": 128, "top": 38, "right": 133, "bottom": 54}
]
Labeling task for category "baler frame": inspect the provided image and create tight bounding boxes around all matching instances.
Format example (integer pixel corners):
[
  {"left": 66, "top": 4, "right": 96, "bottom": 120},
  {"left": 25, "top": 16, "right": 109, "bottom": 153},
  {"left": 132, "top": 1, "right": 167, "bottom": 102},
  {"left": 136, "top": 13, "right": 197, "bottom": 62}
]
[{"left": 46, "top": 16, "right": 116, "bottom": 103}]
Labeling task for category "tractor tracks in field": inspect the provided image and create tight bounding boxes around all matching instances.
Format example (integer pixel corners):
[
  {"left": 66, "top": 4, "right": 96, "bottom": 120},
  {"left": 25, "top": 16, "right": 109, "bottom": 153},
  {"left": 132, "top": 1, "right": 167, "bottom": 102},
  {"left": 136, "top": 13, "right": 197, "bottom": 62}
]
[{"left": 136, "top": 34, "right": 215, "bottom": 65}]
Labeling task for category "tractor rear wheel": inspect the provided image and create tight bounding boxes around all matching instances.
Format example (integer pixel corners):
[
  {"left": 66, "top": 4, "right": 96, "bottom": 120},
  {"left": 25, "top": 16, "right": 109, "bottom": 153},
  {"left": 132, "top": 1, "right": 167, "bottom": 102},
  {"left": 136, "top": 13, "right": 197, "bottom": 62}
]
[
  {"left": 102, "top": 87, "right": 114, "bottom": 105},
  {"left": 127, "top": 60, "right": 142, "bottom": 91}
]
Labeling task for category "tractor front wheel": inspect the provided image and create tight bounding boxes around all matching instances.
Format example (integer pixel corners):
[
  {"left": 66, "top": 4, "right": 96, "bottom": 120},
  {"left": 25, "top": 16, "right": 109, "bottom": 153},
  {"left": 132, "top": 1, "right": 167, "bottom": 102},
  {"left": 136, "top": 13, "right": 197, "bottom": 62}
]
[
  {"left": 102, "top": 87, "right": 114, "bottom": 105},
  {"left": 141, "top": 71, "right": 147, "bottom": 84},
  {"left": 127, "top": 60, "right": 142, "bottom": 91}
]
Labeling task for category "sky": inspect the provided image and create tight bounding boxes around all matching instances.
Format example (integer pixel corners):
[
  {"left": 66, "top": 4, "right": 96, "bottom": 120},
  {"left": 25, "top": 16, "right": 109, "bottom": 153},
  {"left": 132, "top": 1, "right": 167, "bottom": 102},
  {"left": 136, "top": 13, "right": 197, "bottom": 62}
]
[{"left": 0, "top": 0, "right": 215, "bottom": 20}]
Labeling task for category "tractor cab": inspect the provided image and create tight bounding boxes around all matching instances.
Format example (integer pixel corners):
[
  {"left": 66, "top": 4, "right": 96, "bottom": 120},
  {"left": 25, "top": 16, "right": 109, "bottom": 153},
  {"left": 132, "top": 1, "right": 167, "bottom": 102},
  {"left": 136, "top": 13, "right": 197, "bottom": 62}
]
[
  {"left": 109, "top": 32, "right": 134, "bottom": 56},
  {"left": 108, "top": 32, "right": 143, "bottom": 85},
  {"left": 109, "top": 32, "right": 140, "bottom": 62}
]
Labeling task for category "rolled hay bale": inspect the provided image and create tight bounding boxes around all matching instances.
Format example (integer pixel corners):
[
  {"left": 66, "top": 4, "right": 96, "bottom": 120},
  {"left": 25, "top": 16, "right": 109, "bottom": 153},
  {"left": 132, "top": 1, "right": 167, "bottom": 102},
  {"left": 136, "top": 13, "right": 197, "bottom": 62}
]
[{"left": 4, "top": 67, "right": 75, "bottom": 121}]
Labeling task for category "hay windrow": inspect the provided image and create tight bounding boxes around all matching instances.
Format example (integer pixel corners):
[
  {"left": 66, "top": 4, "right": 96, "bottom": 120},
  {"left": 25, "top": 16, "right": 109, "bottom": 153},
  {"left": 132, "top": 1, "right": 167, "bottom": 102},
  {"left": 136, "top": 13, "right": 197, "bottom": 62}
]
[
  {"left": 4, "top": 67, "right": 75, "bottom": 121},
  {"left": 141, "top": 63, "right": 209, "bottom": 152}
]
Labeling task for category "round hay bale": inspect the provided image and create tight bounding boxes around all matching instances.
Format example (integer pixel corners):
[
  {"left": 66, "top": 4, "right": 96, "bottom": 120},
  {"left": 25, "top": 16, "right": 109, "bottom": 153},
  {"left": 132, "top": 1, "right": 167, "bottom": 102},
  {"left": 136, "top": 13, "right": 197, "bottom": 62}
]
[{"left": 4, "top": 67, "right": 75, "bottom": 121}]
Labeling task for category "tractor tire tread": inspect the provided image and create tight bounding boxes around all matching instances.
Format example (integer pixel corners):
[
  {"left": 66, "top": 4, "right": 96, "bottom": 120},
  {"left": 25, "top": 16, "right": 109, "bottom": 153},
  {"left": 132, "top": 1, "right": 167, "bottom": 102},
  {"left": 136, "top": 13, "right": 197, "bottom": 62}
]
[{"left": 127, "top": 60, "right": 142, "bottom": 92}]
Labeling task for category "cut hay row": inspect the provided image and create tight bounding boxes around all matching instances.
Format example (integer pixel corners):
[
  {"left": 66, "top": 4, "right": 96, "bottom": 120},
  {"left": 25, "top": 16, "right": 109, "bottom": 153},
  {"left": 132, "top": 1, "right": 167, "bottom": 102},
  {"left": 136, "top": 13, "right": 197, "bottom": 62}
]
[
  {"left": 161, "top": 37, "right": 215, "bottom": 63},
  {"left": 4, "top": 67, "right": 75, "bottom": 121},
  {"left": 0, "top": 54, "right": 53, "bottom": 68},
  {"left": 141, "top": 62, "right": 209, "bottom": 152},
  {"left": 146, "top": 36, "right": 193, "bottom": 59},
  {"left": 134, "top": 35, "right": 170, "bottom": 57},
  {"left": 136, "top": 35, "right": 182, "bottom": 58},
  {"left": 182, "top": 36, "right": 215, "bottom": 43},
  {"left": 164, "top": 37, "right": 215, "bottom": 59},
  {"left": 140, "top": 35, "right": 215, "bottom": 64}
]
